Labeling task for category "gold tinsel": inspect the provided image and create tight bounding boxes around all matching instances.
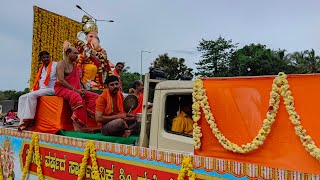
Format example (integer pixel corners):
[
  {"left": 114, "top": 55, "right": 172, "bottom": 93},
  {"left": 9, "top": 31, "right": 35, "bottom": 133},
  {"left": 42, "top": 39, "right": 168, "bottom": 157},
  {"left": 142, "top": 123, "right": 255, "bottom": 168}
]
[{"left": 30, "top": 6, "right": 81, "bottom": 89}]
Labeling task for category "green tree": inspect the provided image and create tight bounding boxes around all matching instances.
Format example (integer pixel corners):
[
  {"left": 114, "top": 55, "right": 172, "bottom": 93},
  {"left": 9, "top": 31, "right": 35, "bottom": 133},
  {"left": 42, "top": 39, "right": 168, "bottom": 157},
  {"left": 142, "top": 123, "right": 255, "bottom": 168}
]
[
  {"left": 0, "top": 88, "right": 30, "bottom": 101},
  {"left": 196, "top": 36, "right": 237, "bottom": 77},
  {"left": 120, "top": 70, "right": 140, "bottom": 93},
  {"left": 289, "top": 49, "right": 320, "bottom": 73},
  {"left": 150, "top": 53, "right": 193, "bottom": 80},
  {"left": 273, "top": 49, "right": 298, "bottom": 74},
  {"left": 229, "top": 44, "right": 295, "bottom": 76}
]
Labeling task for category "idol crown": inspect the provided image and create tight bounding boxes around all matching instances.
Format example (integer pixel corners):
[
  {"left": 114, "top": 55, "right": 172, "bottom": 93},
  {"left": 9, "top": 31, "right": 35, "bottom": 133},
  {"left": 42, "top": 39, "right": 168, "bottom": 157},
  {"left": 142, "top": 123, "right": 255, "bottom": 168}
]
[{"left": 82, "top": 15, "right": 98, "bottom": 33}]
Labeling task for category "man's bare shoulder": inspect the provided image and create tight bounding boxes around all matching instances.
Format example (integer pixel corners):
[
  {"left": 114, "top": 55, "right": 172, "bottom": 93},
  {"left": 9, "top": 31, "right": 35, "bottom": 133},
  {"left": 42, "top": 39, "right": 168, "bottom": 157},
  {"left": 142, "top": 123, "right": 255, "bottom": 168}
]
[{"left": 56, "top": 60, "right": 65, "bottom": 67}]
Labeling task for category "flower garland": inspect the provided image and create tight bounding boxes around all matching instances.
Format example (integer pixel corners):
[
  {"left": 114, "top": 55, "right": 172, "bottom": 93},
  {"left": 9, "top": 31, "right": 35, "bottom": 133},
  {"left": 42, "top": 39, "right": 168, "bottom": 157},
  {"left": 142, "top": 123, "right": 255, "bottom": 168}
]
[
  {"left": 21, "top": 135, "right": 34, "bottom": 180},
  {"left": 177, "top": 156, "right": 196, "bottom": 180},
  {"left": 193, "top": 72, "right": 320, "bottom": 160},
  {"left": 21, "top": 132, "right": 43, "bottom": 180},
  {"left": 30, "top": 6, "right": 81, "bottom": 90},
  {"left": 193, "top": 75, "right": 280, "bottom": 153},
  {"left": 0, "top": 151, "right": 3, "bottom": 180},
  {"left": 277, "top": 73, "right": 320, "bottom": 160},
  {"left": 34, "top": 133, "right": 44, "bottom": 180},
  {"left": 78, "top": 140, "right": 101, "bottom": 180}
]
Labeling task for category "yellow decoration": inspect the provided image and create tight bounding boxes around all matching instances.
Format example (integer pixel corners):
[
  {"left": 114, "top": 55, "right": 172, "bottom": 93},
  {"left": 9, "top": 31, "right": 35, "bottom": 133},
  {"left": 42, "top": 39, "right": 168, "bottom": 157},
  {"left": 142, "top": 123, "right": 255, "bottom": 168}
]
[
  {"left": 82, "top": 64, "right": 98, "bottom": 84},
  {"left": 277, "top": 73, "right": 320, "bottom": 161},
  {"left": 30, "top": 6, "right": 81, "bottom": 90},
  {"left": 177, "top": 156, "right": 196, "bottom": 180},
  {"left": 192, "top": 72, "right": 320, "bottom": 160},
  {"left": 21, "top": 132, "right": 43, "bottom": 180},
  {"left": 0, "top": 151, "right": 3, "bottom": 180},
  {"left": 78, "top": 140, "right": 101, "bottom": 180},
  {"left": 81, "top": 15, "right": 98, "bottom": 33},
  {"left": 192, "top": 75, "right": 280, "bottom": 153}
]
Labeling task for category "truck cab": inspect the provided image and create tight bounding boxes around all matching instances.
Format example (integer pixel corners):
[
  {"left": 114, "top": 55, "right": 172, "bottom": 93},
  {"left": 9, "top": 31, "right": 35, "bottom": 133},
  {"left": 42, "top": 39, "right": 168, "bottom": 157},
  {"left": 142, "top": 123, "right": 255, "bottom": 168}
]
[{"left": 138, "top": 74, "right": 194, "bottom": 153}]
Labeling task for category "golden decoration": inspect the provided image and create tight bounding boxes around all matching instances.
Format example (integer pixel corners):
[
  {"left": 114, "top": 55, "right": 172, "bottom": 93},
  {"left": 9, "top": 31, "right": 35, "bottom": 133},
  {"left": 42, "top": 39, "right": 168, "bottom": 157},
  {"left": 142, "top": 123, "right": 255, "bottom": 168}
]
[
  {"left": 21, "top": 132, "right": 43, "bottom": 180},
  {"left": 78, "top": 140, "right": 101, "bottom": 180},
  {"left": 81, "top": 15, "right": 98, "bottom": 33},
  {"left": 0, "top": 151, "right": 3, "bottom": 180},
  {"left": 30, "top": 6, "right": 81, "bottom": 89},
  {"left": 177, "top": 156, "right": 196, "bottom": 180}
]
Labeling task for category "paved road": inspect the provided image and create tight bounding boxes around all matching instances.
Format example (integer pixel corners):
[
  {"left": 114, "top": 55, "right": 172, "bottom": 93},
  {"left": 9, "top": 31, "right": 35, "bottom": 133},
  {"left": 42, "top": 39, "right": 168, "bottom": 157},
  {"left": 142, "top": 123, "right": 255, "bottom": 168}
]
[{"left": 0, "top": 118, "right": 19, "bottom": 128}]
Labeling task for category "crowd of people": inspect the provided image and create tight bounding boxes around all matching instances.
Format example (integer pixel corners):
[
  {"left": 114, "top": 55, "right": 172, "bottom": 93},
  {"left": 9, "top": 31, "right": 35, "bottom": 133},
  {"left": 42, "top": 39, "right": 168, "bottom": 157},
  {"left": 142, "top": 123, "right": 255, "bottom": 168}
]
[
  {"left": 17, "top": 48, "right": 146, "bottom": 137},
  {"left": 14, "top": 15, "right": 193, "bottom": 137},
  {"left": 16, "top": 49, "right": 193, "bottom": 137}
]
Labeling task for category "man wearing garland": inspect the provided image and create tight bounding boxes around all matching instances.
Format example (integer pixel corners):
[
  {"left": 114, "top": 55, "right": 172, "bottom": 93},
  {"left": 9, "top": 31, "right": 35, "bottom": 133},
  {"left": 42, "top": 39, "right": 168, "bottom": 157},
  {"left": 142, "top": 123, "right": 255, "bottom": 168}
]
[{"left": 18, "top": 51, "right": 57, "bottom": 130}]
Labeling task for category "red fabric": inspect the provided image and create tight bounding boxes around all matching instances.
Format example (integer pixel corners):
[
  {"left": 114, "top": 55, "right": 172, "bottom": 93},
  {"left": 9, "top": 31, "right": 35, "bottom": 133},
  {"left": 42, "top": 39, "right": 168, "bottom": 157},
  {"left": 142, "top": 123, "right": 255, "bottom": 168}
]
[
  {"left": 131, "top": 93, "right": 143, "bottom": 114},
  {"left": 7, "top": 112, "right": 15, "bottom": 119},
  {"left": 89, "top": 56, "right": 104, "bottom": 88},
  {"left": 54, "top": 65, "right": 98, "bottom": 128},
  {"left": 33, "top": 60, "right": 53, "bottom": 91}
]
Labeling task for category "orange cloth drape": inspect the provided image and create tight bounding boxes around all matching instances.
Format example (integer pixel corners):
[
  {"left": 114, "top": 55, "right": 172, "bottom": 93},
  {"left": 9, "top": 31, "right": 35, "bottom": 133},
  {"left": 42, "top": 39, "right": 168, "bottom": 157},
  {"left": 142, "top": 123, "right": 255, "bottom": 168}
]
[
  {"left": 131, "top": 93, "right": 143, "bottom": 114},
  {"left": 195, "top": 74, "right": 320, "bottom": 175},
  {"left": 33, "top": 96, "right": 99, "bottom": 133},
  {"left": 33, "top": 96, "right": 73, "bottom": 133},
  {"left": 112, "top": 69, "right": 122, "bottom": 87},
  {"left": 33, "top": 60, "right": 53, "bottom": 91},
  {"left": 96, "top": 89, "right": 124, "bottom": 115}
]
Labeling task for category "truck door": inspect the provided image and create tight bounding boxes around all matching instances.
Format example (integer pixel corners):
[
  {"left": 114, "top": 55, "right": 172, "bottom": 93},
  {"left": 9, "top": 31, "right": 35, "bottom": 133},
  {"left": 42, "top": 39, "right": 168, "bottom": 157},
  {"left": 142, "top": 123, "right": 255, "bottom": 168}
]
[{"left": 149, "top": 88, "right": 193, "bottom": 153}]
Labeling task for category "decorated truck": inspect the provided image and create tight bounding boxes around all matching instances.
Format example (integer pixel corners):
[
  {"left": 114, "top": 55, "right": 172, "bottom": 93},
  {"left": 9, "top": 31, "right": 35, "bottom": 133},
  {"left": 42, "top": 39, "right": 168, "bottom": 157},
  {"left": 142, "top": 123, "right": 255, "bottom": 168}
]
[{"left": 1, "top": 6, "right": 320, "bottom": 180}]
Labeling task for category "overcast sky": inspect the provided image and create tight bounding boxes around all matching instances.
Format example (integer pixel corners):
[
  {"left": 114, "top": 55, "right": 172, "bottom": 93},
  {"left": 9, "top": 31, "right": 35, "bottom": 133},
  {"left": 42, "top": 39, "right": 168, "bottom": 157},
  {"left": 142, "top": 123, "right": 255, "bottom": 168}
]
[{"left": 1, "top": 0, "right": 320, "bottom": 90}]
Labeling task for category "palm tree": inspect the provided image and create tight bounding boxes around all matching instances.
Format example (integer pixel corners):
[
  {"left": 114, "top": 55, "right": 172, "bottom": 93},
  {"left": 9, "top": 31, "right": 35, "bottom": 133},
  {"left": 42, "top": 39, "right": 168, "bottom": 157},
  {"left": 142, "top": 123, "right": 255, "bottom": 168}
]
[
  {"left": 289, "top": 49, "right": 320, "bottom": 73},
  {"left": 304, "top": 49, "right": 320, "bottom": 73},
  {"left": 289, "top": 51, "right": 307, "bottom": 73}
]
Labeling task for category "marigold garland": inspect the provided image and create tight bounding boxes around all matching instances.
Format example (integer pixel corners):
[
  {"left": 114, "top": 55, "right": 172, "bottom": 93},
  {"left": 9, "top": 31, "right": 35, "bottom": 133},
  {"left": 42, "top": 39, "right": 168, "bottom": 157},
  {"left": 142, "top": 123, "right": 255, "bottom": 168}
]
[
  {"left": 277, "top": 73, "right": 320, "bottom": 160},
  {"left": 21, "top": 132, "right": 43, "bottom": 180},
  {"left": 78, "top": 140, "right": 101, "bottom": 180},
  {"left": 177, "top": 156, "right": 196, "bottom": 180},
  {"left": 0, "top": 151, "right": 3, "bottom": 180},
  {"left": 193, "top": 76, "right": 280, "bottom": 153},
  {"left": 30, "top": 6, "right": 81, "bottom": 90},
  {"left": 193, "top": 72, "right": 320, "bottom": 160}
]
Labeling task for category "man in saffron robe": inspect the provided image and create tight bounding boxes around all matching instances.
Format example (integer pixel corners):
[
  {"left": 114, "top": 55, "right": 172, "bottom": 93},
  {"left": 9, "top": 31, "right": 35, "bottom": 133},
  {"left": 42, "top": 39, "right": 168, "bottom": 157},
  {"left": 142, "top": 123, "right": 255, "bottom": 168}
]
[
  {"left": 129, "top": 80, "right": 153, "bottom": 114},
  {"left": 130, "top": 80, "right": 144, "bottom": 114},
  {"left": 55, "top": 47, "right": 99, "bottom": 131},
  {"left": 18, "top": 51, "right": 57, "bottom": 130},
  {"left": 112, "top": 62, "right": 124, "bottom": 88},
  {"left": 95, "top": 75, "right": 135, "bottom": 137}
]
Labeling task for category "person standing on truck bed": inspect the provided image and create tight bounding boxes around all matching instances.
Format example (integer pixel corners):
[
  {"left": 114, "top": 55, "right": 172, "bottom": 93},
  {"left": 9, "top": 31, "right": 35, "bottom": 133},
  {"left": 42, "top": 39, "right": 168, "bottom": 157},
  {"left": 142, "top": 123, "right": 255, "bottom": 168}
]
[
  {"left": 129, "top": 80, "right": 153, "bottom": 114},
  {"left": 112, "top": 62, "right": 125, "bottom": 89},
  {"left": 171, "top": 96, "right": 193, "bottom": 135},
  {"left": 95, "top": 75, "right": 135, "bottom": 137},
  {"left": 18, "top": 51, "right": 57, "bottom": 131}
]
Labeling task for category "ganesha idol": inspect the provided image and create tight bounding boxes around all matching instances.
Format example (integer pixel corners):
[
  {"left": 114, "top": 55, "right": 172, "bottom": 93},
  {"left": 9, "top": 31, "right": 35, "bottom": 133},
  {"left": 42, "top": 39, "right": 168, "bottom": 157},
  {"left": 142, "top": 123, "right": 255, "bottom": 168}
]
[{"left": 73, "top": 15, "right": 113, "bottom": 90}]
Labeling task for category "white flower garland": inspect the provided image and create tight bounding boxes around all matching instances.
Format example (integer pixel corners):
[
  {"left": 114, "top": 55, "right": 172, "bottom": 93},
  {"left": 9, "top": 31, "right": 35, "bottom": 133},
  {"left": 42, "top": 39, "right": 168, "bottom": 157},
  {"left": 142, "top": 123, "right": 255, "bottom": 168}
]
[
  {"left": 277, "top": 73, "right": 320, "bottom": 160},
  {"left": 193, "top": 72, "right": 320, "bottom": 160}
]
